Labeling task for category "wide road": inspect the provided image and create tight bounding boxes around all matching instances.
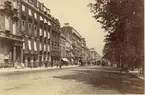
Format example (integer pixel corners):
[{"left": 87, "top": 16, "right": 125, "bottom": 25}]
[{"left": 0, "top": 66, "right": 144, "bottom": 95}]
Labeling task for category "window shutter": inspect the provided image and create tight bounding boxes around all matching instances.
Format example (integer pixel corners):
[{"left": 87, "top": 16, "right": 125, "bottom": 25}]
[
  {"left": 40, "top": 16, "right": 43, "bottom": 21},
  {"left": 13, "top": 1, "right": 17, "bottom": 9},
  {"left": 48, "top": 45, "right": 50, "bottom": 52},
  {"left": 34, "top": 41, "right": 37, "bottom": 51},
  {"left": 48, "top": 32, "right": 50, "bottom": 39},
  {"left": 5, "top": 16, "right": 10, "bottom": 31},
  {"left": 28, "top": 9, "right": 32, "bottom": 16},
  {"left": 39, "top": 28, "right": 42, "bottom": 36},
  {"left": 22, "top": 5, "right": 25, "bottom": 11},
  {"left": 34, "top": 13, "right": 37, "bottom": 19},
  {"left": 44, "top": 44, "right": 46, "bottom": 51},
  {"left": 44, "top": 30, "right": 46, "bottom": 37},
  {"left": 48, "top": 21, "right": 51, "bottom": 25},
  {"left": 28, "top": 40, "right": 32, "bottom": 50},
  {"left": 39, "top": 43, "right": 42, "bottom": 50},
  {"left": 23, "top": 40, "right": 25, "bottom": 50}
]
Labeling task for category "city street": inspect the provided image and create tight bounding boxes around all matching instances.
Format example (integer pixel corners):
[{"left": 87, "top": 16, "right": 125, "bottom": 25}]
[{"left": 0, "top": 66, "right": 144, "bottom": 95}]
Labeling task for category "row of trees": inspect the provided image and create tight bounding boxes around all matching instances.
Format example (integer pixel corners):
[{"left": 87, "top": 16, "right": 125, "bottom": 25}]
[{"left": 89, "top": 0, "right": 144, "bottom": 68}]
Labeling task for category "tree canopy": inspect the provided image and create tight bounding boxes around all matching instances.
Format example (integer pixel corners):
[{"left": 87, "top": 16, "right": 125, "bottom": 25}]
[{"left": 89, "top": 0, "right": 144, "bottom": 68}]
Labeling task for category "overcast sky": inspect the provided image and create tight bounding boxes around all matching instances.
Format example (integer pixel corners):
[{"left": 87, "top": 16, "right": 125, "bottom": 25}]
[{"left": 41, "top": 0, "right": 105, "bottom": 55}]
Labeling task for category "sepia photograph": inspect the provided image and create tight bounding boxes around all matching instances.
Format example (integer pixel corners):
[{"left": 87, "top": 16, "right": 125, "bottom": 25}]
[{"left": 0, "top": 0, "right": 144, "bottom": 95}]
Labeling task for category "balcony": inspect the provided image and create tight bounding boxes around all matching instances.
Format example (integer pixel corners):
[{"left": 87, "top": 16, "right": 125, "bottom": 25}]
[{"left": 0, "top": 30, "right": 23, "bottom": 42}]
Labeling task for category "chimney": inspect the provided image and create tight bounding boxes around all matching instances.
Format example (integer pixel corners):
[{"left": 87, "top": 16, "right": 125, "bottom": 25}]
[{"left": 64, "top": 23, "right": 69, "bottom": 26}]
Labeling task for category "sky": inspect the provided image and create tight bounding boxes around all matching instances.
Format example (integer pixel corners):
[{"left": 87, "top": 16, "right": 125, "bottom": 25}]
[{"left": 41, "top": 0, "right": 105, "bottom": 55}]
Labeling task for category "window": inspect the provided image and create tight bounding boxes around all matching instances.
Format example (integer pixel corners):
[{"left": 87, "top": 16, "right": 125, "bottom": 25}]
[
  {"left": 28, "top": 23, "right": 32, "bottom": 35},
  {"left": 40, "top": 16, "right": 43, "bottom": 21},
  {"left": 46, "top": 8, "right": 50, "bottom": 14},
  {"left": 34, "top": 13, "right": 37, "bottom": 19},
  {"left": 21, "top": 20, "right": 25, "bottom": 26},
  {"left": 44, "top": 44, "right": 46, "bottom": 51},
  {"left": 34, "top": 26, "right": 37, "bottom": 31},
  {"left": 39, "top": 43, "right": 42, "bottom": 50},
  {"left": 34, "top": 26, "right": 37, "bottom": 36},
  {"left": 13, "top": 0, "right": 17, "bottom": 9},
  {"left": 48, "top": 32, "right": 50, "bottom": 39},
  {"left": 28, "top": 40, "right": 32, "bottom": 50},
  {"left": 22, "top": 5, "right": 25, "bottom": 11},
  {"left": 34, "top": 41, "right": 37, "bottom": 51},
  {"left": 28, "top": 23, "right": 32, "bottom": 29},
  {"left": 44, "top": 30, "right": 46, "bottom": 37},
  {"left": 48, "top": 45, "right": 50, "bottom": 51},
  {"left": 39, "top": 28, "right": 42, "bottom": 36},
  {"left": 44, "top": 18, "right": 47, "bottom": 23},
  {"left": 37, "top": 1, "right": 40, "bottom": 8},
  {"left": 43, "top": 7, "right": 47, "bottom": 12},
  {"left": 28, "top": 9, "right": 32, "bottom": 16},
  {"left": 21, "top": 20, "right": 25, "bottom": 31},
  {"left": 13, "top": 23, "right": 16, "bottom": 35},
  {"left": 23, "top": 39, "right": 25, "bottom": 50},
  {"left": 48, "top": 21, "right": 51, "bottom": 26},
  {"left": 5, "top": 16, "right": 10, "bottom": 30}
]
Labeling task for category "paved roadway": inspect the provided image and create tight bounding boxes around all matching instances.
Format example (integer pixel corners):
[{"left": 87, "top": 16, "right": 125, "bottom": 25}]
[{"left": 0, "top": 66, "right": 144, "bottom": 95}]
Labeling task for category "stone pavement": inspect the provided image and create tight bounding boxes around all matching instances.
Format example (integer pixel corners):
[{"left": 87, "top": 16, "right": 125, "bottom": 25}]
[
  {"left": 105, "top": 66, "right": 144, "bottom": 80},
  {"left": 0, "top": 65, "right": 79, "bottom": 74},
  {"left": 129, "top": 70, "right": 144, "bottom": 80}
]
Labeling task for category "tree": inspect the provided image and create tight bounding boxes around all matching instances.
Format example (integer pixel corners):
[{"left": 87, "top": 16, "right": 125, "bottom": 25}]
[{"left": 89, "top": 0, "right": 144, "bottom": 68}]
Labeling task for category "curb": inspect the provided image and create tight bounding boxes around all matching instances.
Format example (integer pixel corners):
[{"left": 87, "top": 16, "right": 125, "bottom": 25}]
[
  {"left": 129, "top": 73, "right": 144, "bottom": 80},
  {"left": 0, "top": 65, "right": 79, "bottom": 75}
]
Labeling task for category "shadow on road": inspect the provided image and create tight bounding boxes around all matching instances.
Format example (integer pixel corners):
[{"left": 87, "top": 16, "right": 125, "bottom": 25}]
[{"left": 53, "top": 67, "right": 144, "bottom": 94}]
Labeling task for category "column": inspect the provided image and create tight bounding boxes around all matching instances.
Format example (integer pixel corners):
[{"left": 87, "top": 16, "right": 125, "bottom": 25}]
[
  {"left": 24, "top": 56, "right": 28, "bottom": 68},
  {"left": 13, "top": 46, "right": 16, "bottom": 67},
  {"left": 21, "top": 48, "right": 23, "bottom": 64},
  {"left": 9, "top": 51, "right": 12, "bottom": 63}
]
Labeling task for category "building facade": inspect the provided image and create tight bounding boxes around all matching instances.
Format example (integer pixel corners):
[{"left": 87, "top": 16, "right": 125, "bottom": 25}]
[
  {"left": 61, "top": 25, "right": 82, "bottom": 65},
  {"left": 81, "top": 38, "right": 89, "bottom": 65},
  {"left": 89, "top": 48, "right": 100, "bottom": 64},
  {"left": 0, "top": 0, "right": 60, "bottom": 68},
  {"left": 60, "top": 31, "right": 66, "bottom": 58}
]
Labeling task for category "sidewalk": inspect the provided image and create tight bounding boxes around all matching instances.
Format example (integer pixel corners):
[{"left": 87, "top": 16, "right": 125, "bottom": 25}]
[
  {"left": 0, "top": 65, "right": 79, "bottom": 74},
  {"left": 102, "top": 66, "right": 144, "bottom": 80},
  {"left": 129, "top": 70, "right": 144, "bottom": 80}
]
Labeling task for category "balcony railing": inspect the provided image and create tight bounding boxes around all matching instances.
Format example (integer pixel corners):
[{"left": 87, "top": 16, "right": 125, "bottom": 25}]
[{"left": 0, "top": 31, "right": 23, "bottom": 42}]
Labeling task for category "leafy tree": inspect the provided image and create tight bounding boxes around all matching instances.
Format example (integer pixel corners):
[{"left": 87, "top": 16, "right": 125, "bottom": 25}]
[{"left": 89, "top": 0, "right": 144, "bottom": 68}]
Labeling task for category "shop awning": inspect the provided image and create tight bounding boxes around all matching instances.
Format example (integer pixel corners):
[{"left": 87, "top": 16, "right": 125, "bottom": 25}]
[{"left": 62, "top": 58, "right": 69, "bottom": 62}]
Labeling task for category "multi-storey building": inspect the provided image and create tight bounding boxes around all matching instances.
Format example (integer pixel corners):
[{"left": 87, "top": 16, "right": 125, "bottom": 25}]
[
  {"left": 89, "top": 48, "right": 100, "bottom": 64},
  {"left": 61, "top": 25, "right": 74, "bottom": 64},
  {"left": 60, "top": 31, "right": 66, "bottom": 58},
  {"left": 61, "top": 25, "right": 82, "bottom": 65},
  {"left": 81, "top": 38, "right": 89, "bottom": 64},
  {"left": 0, "top": 0, "right": 60, "bottom": 68}
]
